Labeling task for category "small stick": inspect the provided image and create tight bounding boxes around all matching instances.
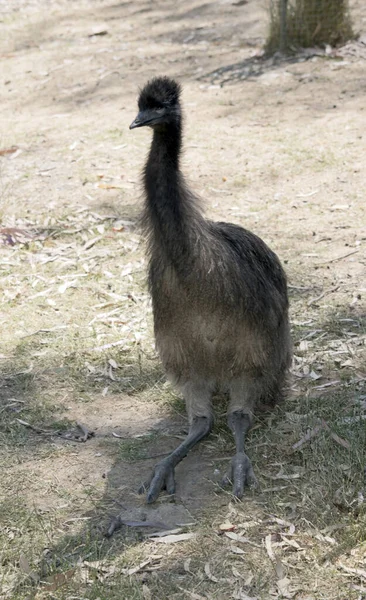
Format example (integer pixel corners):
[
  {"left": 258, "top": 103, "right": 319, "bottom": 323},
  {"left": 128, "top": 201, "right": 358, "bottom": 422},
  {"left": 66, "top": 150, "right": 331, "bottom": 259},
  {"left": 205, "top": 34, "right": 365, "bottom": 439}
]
[
  {"left": 90, "top": 339, "right": 127, "bottom": 352},
  {"left": 307, "top": 285, "right": 340, "bottom": 306},
  {"left": 106, "top": 516, "right": 171, "bottom": 538},
  {"left": 319, "top": 249, "right": 359, "bottom": 264},
  {"left": 15, "top": 418, "right": 55, "bottom": 435}
]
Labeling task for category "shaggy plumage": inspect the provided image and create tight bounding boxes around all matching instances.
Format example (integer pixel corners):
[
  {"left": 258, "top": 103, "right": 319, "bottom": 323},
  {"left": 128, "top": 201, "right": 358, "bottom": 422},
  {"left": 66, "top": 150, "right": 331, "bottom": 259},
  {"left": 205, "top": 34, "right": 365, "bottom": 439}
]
[{"left": 129, "top": 77, "right": 292, "bottom": 502}]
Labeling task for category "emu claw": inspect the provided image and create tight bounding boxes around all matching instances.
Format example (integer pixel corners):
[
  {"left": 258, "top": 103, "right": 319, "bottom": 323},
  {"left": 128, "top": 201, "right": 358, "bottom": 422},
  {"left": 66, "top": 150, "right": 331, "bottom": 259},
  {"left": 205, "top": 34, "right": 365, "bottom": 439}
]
[
  {"left": 222, "top": 452, "right": 258, "bottom": 499},
  {"left": 139, "top": 457, "right": 176, "bottom": 503}
]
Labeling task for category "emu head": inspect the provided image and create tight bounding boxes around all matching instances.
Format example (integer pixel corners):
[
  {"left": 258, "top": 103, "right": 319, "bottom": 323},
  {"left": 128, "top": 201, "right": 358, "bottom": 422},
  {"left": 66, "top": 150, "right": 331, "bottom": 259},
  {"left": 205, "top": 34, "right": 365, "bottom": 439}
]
[{"left": 130, "top": 77, "right": 181, "bottom": 130}]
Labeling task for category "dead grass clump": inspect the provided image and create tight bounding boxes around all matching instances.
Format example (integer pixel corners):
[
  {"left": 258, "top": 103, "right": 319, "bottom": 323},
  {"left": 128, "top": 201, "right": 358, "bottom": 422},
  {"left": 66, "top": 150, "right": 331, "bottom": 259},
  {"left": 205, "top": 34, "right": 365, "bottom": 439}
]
[{"left": 266, "top": 0, "right": 354, "bottom": 54}]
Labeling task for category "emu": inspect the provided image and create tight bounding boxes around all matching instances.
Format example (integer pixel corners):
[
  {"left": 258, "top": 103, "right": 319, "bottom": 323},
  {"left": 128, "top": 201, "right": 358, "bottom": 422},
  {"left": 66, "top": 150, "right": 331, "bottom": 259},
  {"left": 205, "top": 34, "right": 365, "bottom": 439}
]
[{"left": 129, "top": 77, "right": 292, "bottom": 503}]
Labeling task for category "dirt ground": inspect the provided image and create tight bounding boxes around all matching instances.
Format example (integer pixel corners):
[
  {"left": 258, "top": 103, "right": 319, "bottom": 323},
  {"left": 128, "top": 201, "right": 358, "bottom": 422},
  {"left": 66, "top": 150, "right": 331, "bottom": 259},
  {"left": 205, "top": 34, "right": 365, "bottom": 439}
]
[{"left": 0, "top": 1, "right": 365, "bottom": 599}]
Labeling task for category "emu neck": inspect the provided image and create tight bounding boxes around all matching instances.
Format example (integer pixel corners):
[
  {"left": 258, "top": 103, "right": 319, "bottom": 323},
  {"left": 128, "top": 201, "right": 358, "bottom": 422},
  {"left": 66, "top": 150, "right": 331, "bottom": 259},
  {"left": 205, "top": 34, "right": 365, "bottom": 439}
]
[{"left": 143, "top": 122, "right": 202, "bottom": 267}]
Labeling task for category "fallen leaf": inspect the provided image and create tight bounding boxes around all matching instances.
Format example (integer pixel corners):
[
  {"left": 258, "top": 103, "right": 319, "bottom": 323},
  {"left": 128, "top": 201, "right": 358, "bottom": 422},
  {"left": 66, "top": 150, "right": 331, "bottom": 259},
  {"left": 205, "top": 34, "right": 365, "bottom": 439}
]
[
  {"left": 219, "top": 520, "right": 236, "bottom": 531},
  {"left": 142, "top": 584, "right": 152, "bottom": 600},
  {"left": 82, "top": 235, "right": 103, "bottom": 250},
  {"left": 153, "top": 533, "right": 196, "bottom": 544},
  {"left": 281, "top": 536, "right": 301, "bottom": 550},
  {"left": 44, "top": 569, "right": 76, "bottom": 591},
  {"left": 147, "top": 528, "right": 183, "bottom": 538},
  {"left": 232, "top": 590, "right": 258, "bottom": 600},
  {"left": 277, "top": 576, "right": 294, "bottom": 598},
  {"left": 230, "top": 545, "right": 245, "bottom": 555},
  {"left": 88, "top": 28, "right": 108, "bottom": 37},
  {"left": 330, "top": 432, "right": 351, "bottom": 449},
  {"left": 337, "top": 563, "right": 366, "bottom": 580},
  {"left": 0, "top": 145, "right": 18, "bottom": 155},
  {"left": 58, "top": 279, "right": 78, "bottom": 294},
  {"left": 224, "top": 532, "right": 261, "bottom": 547},
  {"left": 184, "top": 558, "right": 192, "bottom": 573},
  {"left": 19, "top": 554, "right": 32, "bottom": 575},
  {"left": 292, "top": 422, "right": 326, "bottom": 450},
  {"left": 309, "top": 370, "right": 322, "bottom": 380},
  {"left": 204, "top": 562, "right": 219, "bottom": 583},
  {"left": 124, "top": 558, "right": 152, "bottom": 576},
  {"left": 177, "top": 587, "right": 206, "bottom": 600},
  {"left": 265, "top": 534, "right": 275, "bottom": 561},
  {"left": 98, "top": 183, "right": 123, "bottom": 190}
]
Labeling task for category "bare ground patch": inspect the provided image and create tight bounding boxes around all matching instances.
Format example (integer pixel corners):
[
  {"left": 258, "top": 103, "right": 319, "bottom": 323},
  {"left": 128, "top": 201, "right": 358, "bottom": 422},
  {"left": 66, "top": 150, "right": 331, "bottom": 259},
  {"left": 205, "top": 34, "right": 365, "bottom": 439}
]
[{"left": 1, "top": 0, "right": 366, "bottom": 598}]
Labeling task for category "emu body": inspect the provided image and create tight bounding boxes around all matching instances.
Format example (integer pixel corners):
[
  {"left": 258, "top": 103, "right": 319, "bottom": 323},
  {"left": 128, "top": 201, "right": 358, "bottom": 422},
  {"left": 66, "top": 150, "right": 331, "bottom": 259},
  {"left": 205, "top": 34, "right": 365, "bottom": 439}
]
[{"left": 130, "top": 77, "right": 292, "bottom": 502}]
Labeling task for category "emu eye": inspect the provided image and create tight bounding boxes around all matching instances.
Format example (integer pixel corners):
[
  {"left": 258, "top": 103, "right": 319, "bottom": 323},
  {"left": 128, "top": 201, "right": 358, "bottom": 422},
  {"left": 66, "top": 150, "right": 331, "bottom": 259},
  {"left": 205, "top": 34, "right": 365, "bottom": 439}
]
[{"left": 155, "top": 107, "right": 164, "bottom": 113}]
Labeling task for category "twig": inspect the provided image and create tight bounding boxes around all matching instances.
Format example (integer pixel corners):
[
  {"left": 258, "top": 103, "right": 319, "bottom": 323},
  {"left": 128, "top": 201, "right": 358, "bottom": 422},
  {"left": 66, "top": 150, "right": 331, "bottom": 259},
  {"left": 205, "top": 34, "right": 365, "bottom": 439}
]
[
  {"left": 307, "top": 285, "right": 340, "bottom": 306},
  {"left": 292, "top": 421, "right": 327, "bottom": 450},
  {"left": 15, "top": 418, "right": 57, "bottom": 435},
  {"left": 319, "top": 249, "right": 359, "bottom": 264},
  {"left": 90, "top": 340, "right": 127, "bottom": 352},
  {"left": 20, "top": 325, "right": 67, "bottom": 338},
  {"left": 296, "top": 189, "right": 319, "bottom": 198},
  {"left": 106, "top": 517, "right": 171, "bottom": 538},
  {"left": 338, "top": 563, "right": 366, "bottom": 581}
]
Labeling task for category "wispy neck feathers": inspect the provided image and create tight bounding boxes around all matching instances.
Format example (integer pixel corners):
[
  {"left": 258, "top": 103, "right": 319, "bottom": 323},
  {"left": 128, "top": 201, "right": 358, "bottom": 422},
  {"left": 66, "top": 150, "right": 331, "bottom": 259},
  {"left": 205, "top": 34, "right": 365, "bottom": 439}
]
[{"left": 141, "top": 120, "right": 206, "bottom": 270}]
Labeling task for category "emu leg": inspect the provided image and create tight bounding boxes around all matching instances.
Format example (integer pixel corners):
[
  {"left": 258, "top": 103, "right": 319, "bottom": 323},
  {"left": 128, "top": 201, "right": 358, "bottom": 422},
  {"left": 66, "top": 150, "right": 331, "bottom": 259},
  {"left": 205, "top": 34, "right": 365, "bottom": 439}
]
[
  {"left": 223, "top": 410, "right": 257, "bottom": 498},
  {"left": 139, "top": 415, "right": 212, "bottom": 503}
]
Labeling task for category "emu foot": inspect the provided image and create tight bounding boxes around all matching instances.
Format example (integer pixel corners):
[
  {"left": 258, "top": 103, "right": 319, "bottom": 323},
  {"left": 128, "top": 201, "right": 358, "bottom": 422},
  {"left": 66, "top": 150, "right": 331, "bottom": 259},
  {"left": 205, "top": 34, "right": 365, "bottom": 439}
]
[
  {"left": 139, "top": 457, "right": 176, "bottom": 504},
  {"left": 222, "top": 452, "right": 258, "bottom": 499}
]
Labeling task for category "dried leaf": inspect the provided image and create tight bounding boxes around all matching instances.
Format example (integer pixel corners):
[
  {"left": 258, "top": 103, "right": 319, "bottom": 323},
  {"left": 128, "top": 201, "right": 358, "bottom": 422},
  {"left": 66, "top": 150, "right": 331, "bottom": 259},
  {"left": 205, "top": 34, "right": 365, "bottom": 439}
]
[
  {"left": 147, "top": 528, "right": 183, "bottom": 538},
  {"left": 125, "top": 558, "right": 152, "bottom": 576},
  {"left": 330, "top": 432, "right": 351, "bottom": 449},
  {"left": 232, "top": 590, "right": 258, "bottom": 600},
  {"left": 265, "top": 534, "right": 275, "bottom": 561},
  {"left": 281, "top": 536, "right": 301, "bottom": 550},
  {"left": 309, "top": 370, "right": 322, "bottom": 380},
  {"left": 224, "top": 532, "right": 261, "bottom": 548},
  {"left": 184, "top": 558, "right": 192, "bottom": 573},
  {"left": 277, "top": 576, "right": 294, "bottom": 598},
  {"left": 219, "top": 520, "right": 236, "bottom": 531},
  {"left": 204, "top": 562, "right": 219, "bottom": 583},
  {"left": 275, "top": 558, "right": 285, "bottom": 579},
  {"left": 58, "top": 279, "right": 78, "bottom": 294},
  {"left": 88, "top": 29, "right": 108, "bottom": 37},
  {"left": 177, "top": 588, "right": 206, "bottom": 600},
  {"left": 19, "top": 554, "right": 32, "bottom": 575},
  {"left": 44, "top": 569, "right": 76, "bottom": 591},
  {"left": 98, "top": 183, "right": 123, "bottom": 190},
  {"left": 153, "top": 533, "right": 195, "bottom": 544},
  {"left": 292, "top": 423, "right": 326, "bottom": 450},
  {"left": 230, "top": 545, "right": 245, "bottom": 555},
  {"left": 0, "top": 145, "right": 18, "bottom": 156},
  {"left": 142, "top": 584, "right": 152, "bottom": 600},
  {"left": 232, "top": 566, "right": 247, "bottom": 579},
  {"left": 82, "top": 235, "right": 103, "bottom": 250},
  {"left": 338, "top": 563, "right": 366, "bottom": 580}
]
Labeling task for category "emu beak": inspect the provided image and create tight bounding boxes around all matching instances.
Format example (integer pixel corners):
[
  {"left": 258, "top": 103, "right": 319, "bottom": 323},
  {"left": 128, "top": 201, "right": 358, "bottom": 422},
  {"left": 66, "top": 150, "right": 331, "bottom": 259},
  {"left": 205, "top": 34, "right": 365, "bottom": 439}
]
[
  {"left": 129, "top": 110, "right": 152, "bottom": 130},
  {"left": 129, "top": 113, "right": 144, "bottom": 130},
  {"left": 130, "top": 109, "right": 166, "bottom": 130}
]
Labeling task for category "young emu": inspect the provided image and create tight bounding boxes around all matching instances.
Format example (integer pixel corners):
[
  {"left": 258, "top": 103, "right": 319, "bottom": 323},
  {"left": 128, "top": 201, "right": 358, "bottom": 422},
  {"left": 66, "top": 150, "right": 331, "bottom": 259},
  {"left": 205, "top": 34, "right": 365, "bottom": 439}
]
[{"left": 129, "top": 77, "right": 292, "bottom": 503}]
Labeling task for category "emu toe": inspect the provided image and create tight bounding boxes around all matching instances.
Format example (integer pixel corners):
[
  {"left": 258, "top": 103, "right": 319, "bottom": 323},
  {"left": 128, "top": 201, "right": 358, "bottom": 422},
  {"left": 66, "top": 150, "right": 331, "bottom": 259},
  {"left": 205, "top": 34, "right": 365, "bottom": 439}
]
[
  {"left": 139, "top": 457, "right": 176, "bottom": 503},
  {"left": 222, "top": 452, "right": 258, "bottom": 499}
]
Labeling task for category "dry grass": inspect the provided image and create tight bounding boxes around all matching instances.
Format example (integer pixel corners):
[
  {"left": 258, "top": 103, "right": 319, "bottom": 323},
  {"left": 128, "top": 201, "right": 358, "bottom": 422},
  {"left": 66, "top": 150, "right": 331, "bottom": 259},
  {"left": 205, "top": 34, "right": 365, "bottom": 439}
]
[
  {"left": 1, "top": 181, "right": 365, "bottom": 600},
  {"left": 1, "top": 0, "right": 366, "bottom": 598},
  {"left": 266, "top": 0, "right": 354, "bottom": 54}
]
